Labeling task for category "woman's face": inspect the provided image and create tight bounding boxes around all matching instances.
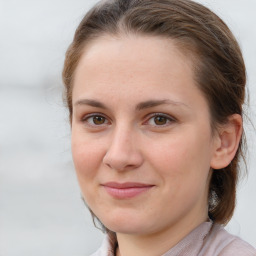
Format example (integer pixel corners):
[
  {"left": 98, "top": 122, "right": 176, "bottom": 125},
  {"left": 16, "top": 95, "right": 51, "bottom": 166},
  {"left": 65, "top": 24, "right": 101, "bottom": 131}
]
[{"left": 71, "top": 35, "right": 219, "bottom": 235}]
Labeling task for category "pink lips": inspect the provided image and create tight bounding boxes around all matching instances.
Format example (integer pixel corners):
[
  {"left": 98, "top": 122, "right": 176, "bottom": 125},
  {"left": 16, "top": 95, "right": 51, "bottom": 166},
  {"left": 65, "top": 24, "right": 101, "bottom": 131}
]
[{"left": 102, "top": 182, "right": 154, "bottom": 199}]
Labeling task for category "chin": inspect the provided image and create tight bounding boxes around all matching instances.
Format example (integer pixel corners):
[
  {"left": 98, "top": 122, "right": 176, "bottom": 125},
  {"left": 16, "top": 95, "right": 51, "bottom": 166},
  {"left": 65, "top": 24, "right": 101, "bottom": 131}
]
[
  {"left": 99, "top": 211, "right": 149, "bottom": 234},
  {"left": 106, "top": 222, "right": 147, "bottom": 235}
]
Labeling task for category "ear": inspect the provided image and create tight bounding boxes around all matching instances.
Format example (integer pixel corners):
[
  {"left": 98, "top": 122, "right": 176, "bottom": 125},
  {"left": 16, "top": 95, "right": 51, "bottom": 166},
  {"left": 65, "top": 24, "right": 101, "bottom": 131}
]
[{"left": 210, "top": 114, "right": 243, "bottom": 170}]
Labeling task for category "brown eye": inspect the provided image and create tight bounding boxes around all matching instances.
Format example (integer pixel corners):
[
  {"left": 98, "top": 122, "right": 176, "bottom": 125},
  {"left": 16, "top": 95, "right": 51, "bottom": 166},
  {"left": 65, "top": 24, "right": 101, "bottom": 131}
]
[
  {"left": 145, "top": 113, "right": 175, "bottom": 127},
  {"left": 93, "top": 116, "right": 106, "bottom": 125},
  {"left": 82, "top": 114, "right": 110, "bottom": 128},
  {"left": 154, "top": 116, "right": 167, "bottom": 125}
]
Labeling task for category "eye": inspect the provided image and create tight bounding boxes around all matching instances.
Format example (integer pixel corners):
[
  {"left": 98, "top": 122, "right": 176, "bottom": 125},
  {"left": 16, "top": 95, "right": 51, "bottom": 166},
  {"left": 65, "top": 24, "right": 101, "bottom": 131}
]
[
  {"left": 91, "top": 116, "right": 106, "bottom": 125},
  {"left": 146, "top": 113, "right": 175, "bottom": 126},
  {"left": 153, "top": 116, "right": 168, "bottom": 125},
  {"left": 82, "top": 114, "right": 110, "bottom": 126}
]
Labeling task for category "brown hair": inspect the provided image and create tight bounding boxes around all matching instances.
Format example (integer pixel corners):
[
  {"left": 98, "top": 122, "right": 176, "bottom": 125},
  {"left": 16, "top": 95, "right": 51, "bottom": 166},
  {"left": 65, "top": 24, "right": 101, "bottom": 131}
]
[{"left": 63, "top": 0, "right": 246, "bottom": 225}]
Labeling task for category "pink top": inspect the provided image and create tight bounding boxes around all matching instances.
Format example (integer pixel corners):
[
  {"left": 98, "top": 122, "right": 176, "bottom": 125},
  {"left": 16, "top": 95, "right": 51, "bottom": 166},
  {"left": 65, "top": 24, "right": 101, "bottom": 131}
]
[{"left": 90, "top": 221, "right": 256, "bottom": 256}]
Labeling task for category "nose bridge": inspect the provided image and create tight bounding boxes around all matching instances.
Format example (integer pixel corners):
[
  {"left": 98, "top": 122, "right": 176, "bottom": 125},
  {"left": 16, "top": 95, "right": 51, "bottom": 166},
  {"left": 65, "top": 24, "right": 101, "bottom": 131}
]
[
  {"left": 103, "top": 122, "right": 143, "bottom": 171},
  {"left": 113, "top": 123, "right": 133, "bottom": 151}
]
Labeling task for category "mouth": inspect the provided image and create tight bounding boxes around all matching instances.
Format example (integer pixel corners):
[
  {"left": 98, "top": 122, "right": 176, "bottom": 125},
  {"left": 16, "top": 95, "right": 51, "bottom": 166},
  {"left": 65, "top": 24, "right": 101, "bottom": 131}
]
[{"left": 101, "top": 182, "right": 155, "bottom": 199}]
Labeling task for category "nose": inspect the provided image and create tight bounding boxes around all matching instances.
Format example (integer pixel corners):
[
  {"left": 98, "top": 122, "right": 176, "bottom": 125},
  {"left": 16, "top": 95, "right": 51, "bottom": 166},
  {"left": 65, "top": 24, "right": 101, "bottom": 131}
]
[{"left": 102, "top": 126, "right": 143, "bottom": 171}]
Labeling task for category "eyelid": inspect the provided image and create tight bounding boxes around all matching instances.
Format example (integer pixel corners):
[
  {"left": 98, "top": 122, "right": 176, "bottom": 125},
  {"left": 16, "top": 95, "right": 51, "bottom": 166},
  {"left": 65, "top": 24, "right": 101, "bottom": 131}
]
[
  {"left": 81, "top": 112, "right": 106, "bottom": 120},
  {"left": 81, "top": 112, "right": 111, "bottom": 126},
  {"left": 143, "top": 113, "right": 176, "bottom": 126}
]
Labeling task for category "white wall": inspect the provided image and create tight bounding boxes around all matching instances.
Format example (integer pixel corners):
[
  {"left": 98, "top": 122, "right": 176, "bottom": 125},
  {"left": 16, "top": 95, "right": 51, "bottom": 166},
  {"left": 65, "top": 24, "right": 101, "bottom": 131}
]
[{"left": 0, "top": 0, "right": 255, "bottom": 255}]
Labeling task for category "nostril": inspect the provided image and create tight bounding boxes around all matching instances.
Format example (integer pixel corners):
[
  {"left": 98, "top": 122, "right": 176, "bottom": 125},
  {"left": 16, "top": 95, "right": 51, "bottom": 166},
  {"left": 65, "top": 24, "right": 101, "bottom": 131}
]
[
  {"left": 103, "top": 152, "right": 144, "bottom": 172},
  {"left": 105, "top": 162, "right": 113, "bottom": 169}
]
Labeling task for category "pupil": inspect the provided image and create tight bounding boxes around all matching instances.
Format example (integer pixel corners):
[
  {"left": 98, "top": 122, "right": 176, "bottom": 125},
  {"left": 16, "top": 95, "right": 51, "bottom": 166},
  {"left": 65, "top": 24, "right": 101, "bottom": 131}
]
[
  {"left": 93, "top": 116, "right": 105, "bottom": 124},
  {"left": 154, "top": 116, "right": 166, "bottom": 125}
]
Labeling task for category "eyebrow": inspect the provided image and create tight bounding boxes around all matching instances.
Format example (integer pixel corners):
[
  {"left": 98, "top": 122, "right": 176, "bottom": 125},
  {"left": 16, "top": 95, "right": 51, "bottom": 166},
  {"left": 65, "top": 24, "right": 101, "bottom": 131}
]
[
  {"left": 74, "top": 99, "right": 108, "bottom": 109},
  {"left": 135, "top": 99, "right": 189, "bottom": 110},
  {"left": 74, "top": 98, "right": 189, "bottom": 110}
]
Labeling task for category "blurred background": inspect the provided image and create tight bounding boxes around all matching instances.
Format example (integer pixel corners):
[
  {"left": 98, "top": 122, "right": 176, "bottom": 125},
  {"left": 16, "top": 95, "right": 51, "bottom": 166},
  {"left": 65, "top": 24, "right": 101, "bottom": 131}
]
[{"left": 0, "top": 0, "right": 255, "bottom": 255}]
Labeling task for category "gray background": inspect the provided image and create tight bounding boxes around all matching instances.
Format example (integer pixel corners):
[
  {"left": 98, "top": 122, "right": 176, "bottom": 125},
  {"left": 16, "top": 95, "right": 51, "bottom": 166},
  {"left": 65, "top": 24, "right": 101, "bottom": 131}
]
[{"left": 0, "top": 0, "right": 255, "bottom": 255}]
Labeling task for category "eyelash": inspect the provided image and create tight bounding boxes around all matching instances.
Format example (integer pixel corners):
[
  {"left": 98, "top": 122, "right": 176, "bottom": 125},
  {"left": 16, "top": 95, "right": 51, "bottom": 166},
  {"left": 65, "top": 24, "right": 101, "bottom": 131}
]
[
  {"left": 82, "top": 113, "right": 110, "bottom": 127},
  {"left": 81, "top": 113, "right": 176, "bottom": 128},
  {"left": 144, "top": 113, "right": 176, "bottom": 127}
]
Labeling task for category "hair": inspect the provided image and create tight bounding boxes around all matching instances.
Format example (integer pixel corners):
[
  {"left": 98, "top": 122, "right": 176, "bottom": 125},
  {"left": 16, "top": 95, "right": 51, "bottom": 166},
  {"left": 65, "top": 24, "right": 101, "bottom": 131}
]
[{"left": 63, "top": 0, "right": 246, "bottom": 226}]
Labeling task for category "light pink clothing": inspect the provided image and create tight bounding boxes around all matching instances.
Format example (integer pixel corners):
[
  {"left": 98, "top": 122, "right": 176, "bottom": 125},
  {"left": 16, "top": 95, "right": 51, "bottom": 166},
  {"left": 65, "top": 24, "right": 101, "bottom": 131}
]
[{"left": 90, "top": 221, "right": 256, "bottom": 256}]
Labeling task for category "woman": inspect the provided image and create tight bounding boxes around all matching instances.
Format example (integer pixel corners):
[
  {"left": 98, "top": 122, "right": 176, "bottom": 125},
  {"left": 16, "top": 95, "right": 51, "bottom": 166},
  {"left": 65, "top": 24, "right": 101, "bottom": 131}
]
[{"left": 63, "top": 0, "right": 256, "bottom": 255}]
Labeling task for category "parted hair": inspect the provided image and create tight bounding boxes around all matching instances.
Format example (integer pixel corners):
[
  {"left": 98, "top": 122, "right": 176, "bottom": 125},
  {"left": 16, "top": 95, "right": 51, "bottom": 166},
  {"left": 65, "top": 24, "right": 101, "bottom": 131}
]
[{"left": 63, "top": 0, "right": 246, "bottom": 226}]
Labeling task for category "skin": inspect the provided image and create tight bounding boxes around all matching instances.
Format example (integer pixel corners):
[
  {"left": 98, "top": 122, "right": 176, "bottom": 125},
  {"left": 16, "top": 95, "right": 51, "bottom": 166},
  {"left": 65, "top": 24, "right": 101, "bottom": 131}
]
[{"left": 71, "top": 35, "right": 242, "bottom": 256}]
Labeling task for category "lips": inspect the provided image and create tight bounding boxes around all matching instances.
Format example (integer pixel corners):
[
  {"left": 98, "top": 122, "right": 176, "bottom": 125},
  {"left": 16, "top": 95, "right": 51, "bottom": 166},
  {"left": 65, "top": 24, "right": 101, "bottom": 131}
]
[{"left": 102, "top": 182, "right": 154, "bottom": 199}]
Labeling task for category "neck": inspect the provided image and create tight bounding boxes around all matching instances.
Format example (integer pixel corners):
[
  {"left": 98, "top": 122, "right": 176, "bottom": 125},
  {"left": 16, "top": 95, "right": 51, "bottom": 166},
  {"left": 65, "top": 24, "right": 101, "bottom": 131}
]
[{"left": 116, "top": 213, "right": 208, "bottom": 256}]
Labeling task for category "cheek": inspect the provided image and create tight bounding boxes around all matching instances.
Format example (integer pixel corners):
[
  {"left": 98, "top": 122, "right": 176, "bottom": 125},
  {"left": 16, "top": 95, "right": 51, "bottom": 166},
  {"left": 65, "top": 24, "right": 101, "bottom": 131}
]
[
  {"left": 146, "top": 130, "right": 212, "bottom": 183},
  {"left": 71, "top": 136, "right": 105, "bottom": 208},
  {"left": 71, "top": 132, "right": 104, "bottom": 181}
]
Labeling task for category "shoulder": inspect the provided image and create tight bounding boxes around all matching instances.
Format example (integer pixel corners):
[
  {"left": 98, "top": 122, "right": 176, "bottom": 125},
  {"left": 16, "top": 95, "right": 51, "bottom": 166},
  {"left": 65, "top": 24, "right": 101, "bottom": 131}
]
[
  {"left": 219, "top": 238, "right": 256, "bottom": 256},
  {"left": 200, "top": 223, "right": 256, "bottom": 256}
]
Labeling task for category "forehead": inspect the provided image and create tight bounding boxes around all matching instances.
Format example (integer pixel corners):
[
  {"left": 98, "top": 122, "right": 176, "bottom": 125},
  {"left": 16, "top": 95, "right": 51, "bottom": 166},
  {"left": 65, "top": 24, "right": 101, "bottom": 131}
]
[
  {"left": 76, "top": 34, "right": 194, "bottom": 75},
  {"left": 72, "top": 34, "right": 206, "bottom": 111}
]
